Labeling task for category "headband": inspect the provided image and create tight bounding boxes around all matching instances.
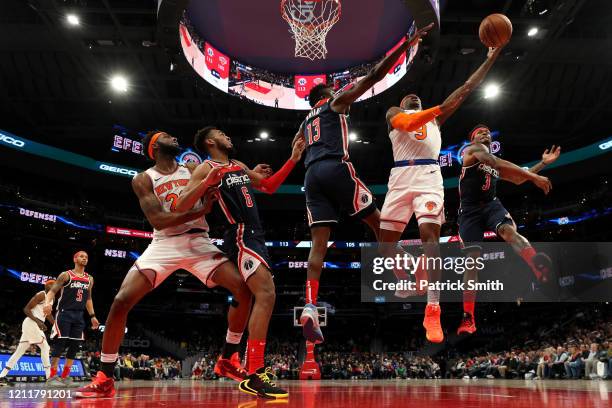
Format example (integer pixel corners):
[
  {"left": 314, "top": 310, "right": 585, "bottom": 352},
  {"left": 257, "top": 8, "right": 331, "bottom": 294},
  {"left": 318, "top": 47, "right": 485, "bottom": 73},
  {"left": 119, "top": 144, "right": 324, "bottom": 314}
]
[
  {"left": 148, "top": 132, "right": 163, "bottom": 160},
  {"left": 470, "top": 127, "right": 489, "bottom": 141}
]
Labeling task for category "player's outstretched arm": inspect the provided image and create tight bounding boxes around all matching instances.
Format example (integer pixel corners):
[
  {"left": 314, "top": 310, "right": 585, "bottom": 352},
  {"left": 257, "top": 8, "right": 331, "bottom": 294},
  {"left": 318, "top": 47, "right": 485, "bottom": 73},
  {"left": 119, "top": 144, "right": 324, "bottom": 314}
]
[
  {"left": 386, "top": 105, "right": 443, "bottom": 132},
  {"left": 331, "top": 23, "right": 434, "bottom": 114},
  {"left": 24, "top": 291, "right": 47, "bottom": 331},
  {"left": 132, "top": 172, "right": 210, "bottom": 230},
  {"left": 86, "top": 276, "right": 99, "bottom": 329},
  {"left": 236, "top": 137, "right": 305, "bottom": 194},
  {"left": 468, "top": 143, "right": 552, "bottom": 194},
  {"left": 43, "top": 272, "right": 68, "bottom": 315},
  {"left": 437, "top": 47, "right": 502, "bottom": 126},
  {"left": 529, "top": 145, "right": 561, "bottom": 174}
]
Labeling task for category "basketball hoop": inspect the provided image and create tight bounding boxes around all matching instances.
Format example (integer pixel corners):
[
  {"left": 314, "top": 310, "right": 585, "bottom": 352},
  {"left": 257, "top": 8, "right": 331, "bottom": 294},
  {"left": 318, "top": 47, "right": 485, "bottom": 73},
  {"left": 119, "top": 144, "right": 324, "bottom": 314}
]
[{"left": 281, "top": 0, "right": 341, "bottom": 61}]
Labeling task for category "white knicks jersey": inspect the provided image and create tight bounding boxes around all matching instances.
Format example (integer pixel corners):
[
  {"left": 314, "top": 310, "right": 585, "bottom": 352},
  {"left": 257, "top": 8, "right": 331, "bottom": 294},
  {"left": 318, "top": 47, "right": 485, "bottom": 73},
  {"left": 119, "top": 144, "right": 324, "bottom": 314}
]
[
  {"left": 31, "top": 294, "right": 46, "bottom": 321},
  {"left": 389, "top": 109, "right": 442, "bottom": 161},
  {"left": 144, "top": 165, "right": 209, "bottom": 239}
]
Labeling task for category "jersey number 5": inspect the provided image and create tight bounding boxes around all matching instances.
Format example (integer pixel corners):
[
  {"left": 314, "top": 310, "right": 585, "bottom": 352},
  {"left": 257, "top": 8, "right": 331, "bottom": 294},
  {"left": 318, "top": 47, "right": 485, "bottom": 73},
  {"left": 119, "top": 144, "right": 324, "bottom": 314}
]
[
  {"left": 306, "top": 117, "right": 321, "bottom": 145},
  {"left": 241, "top": 187, "right": 254, "bottom": 208},
  {"left": 76, "top": 289, "right": 83, "bottom": 302}
]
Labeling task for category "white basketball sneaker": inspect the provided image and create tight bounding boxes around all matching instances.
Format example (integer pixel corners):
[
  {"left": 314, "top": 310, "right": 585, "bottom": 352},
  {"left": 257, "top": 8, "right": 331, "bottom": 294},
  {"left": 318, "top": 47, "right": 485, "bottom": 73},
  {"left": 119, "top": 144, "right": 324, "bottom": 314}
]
[{"left": 300, "top": 303, "right": 324, "bottom": 344}]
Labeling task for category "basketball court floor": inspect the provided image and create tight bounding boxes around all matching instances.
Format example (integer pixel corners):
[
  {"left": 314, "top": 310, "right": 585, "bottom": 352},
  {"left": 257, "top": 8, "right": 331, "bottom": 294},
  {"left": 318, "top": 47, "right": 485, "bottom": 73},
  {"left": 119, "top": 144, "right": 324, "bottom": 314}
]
[{"left": 1, "top": 379, "right": 609, "bottom": 407}]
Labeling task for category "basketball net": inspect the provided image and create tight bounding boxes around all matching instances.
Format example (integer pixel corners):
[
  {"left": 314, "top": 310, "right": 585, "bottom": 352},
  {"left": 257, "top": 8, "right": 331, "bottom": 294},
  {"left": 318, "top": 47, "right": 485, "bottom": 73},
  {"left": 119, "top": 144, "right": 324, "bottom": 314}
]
[{"left": 281, "top": 0, "right": 341, "bottom": 60}]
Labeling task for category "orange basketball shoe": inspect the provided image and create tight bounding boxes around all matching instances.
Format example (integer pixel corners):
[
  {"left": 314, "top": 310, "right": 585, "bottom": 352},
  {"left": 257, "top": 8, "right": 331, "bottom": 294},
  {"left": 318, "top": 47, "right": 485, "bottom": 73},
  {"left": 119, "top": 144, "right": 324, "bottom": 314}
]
[
  {"left": 74, "top": 371, "right": 115, "bottom": 398},
  {"left": 423, "top": 304, "right": 444, "bottom": 343},
  {"left": 214, "top": 352, "right": 247, "bottom": 382}
]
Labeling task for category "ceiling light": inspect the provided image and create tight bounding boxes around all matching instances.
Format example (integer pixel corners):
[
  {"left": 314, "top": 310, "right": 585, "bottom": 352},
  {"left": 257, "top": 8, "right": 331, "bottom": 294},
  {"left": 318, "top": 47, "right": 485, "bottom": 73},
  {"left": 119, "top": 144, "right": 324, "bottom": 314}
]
[
  {"left": 349, "top": 133, "right": 357, "bottom": 141},
  {"left": 260, "top": 132, "right": 269, "bottom": 140},
  {"left": 527, "top": 27, "right": 539, "bottom": 37},
  {"left": 66, "top": 14, "right": 80, "bottom": 26},
  {"left": 483, "top": 83, "right": 500, "bottom": 99},
  {"left": 110, "top": 75, "right": 129, "bottom": 92}
]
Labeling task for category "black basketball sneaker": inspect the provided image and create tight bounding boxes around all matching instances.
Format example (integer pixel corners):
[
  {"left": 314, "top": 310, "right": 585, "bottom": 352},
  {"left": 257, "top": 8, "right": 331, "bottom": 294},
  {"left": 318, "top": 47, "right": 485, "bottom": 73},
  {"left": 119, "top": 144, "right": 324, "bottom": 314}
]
[{"left": 238, "top": 367, "right": 288, "bottom": 399}]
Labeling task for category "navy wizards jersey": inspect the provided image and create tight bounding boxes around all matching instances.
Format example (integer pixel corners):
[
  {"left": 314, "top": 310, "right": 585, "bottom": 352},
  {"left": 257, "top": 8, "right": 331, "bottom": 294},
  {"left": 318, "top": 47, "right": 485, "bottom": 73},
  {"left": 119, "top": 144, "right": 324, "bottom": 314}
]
[
  {"left": 302, "top": 98, "right": 350, "bottom": 168},
  {"left": 57, "top": 270, "right": 90, "bottom": 311},
  {"left": 459, "top": 151, "right": 500, "bottom": 205},
  {"left": 206, "top": 160, "right": 262, "bottom": 227}
]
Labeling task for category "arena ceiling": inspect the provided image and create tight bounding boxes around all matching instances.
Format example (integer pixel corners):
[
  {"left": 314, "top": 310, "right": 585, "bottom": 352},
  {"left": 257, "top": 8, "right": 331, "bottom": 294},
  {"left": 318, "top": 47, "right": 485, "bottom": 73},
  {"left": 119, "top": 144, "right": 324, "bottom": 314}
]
[{"left": 0, "top": 0, "right": 610, "bottom": 181}]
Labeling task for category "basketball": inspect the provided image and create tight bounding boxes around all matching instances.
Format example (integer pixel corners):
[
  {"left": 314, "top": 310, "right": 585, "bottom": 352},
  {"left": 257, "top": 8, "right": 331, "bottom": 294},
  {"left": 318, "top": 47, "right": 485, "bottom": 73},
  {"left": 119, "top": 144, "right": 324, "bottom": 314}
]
[{"left": 479, "top": 13, "right": 512, "bottom": 47}]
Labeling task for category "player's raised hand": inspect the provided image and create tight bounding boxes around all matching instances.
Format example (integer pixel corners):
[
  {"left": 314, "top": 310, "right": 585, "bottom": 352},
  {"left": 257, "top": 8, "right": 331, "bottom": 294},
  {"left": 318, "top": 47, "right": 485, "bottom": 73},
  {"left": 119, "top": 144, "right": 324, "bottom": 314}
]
[
  {"left": 291, "top": 137, "right": 306, "bottom": 162},
  {"left": 487, "top": 47, "right": 502, "bottom": 59},
  {"left": 253, "top": 164, "right": 273, "bottom": 177},
  {"left": 408, "top": 22, "right": 434, "bottom": 46},
  {"left": 542, "top": 145, "right": 561, "bottom": 165},
  {"left": 533, "top": 175, "right": 552, "bottom": 194}
]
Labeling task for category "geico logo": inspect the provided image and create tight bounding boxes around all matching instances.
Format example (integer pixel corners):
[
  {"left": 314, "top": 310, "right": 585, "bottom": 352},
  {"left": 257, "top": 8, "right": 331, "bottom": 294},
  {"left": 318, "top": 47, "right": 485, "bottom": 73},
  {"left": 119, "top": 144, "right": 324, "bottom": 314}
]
[
  {"left": 599, "top": 140, "right": 612, "bottom": 150},
  {"left": 99, "top": 164, "right": 138, "bottom": 176},
  {"left": 0, "top": 134, "right": 25, "bottom": 147},
  {"left": 121, "top": 339, "right": 150, "bottom": 348},
  {"left": 225, "top": 173, "right": 250, "bottom": 187}
]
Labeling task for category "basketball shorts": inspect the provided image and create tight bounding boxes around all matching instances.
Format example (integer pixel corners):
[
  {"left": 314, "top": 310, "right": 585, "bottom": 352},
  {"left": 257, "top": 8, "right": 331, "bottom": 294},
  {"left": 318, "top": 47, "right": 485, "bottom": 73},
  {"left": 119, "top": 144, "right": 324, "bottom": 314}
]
[
  {"left": 304, "top": 158, "right": 376, "bottom": 227},
  {"left": 51, "top": 310, "right": 85, "bottom": 340},
  {"left": 223, "top": 223, "right": 271, "bottom": 281},
  {"left": 20, "top": 317, "right": 47, "bottom": 344},
  {"left": 458, "top": 198, "right": 514, "bottom": 249},
  {"left": 135, "top": 231, "right": 229, "bottom": 288},
  {"left": 380, "top": 165, "right": 445, "bottom": 232}
]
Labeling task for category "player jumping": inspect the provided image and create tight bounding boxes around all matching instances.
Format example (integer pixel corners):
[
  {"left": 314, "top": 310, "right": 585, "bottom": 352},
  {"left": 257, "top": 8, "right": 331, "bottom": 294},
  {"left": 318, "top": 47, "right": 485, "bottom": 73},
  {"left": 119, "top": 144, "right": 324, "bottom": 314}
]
[
  {"left": 0, "top": 280, "right": 56, "bottom": 386},
  {"left": 456, "top": 125, "right": 557, "bottom": 335},
  {"left": 380, "top": 47, "right": 502, "bottom": 343},
  {"left": 71, "top": 131, "right": 254, "bottom": 398},
  {"left": 176, "top": 127, "right": 305, "bottom": 399},
  {"left": 296, "top": 23, "right": 434, "bottom": 346},
  {"left": 43, "top": 251, "right": 99, "bottom": 387}
]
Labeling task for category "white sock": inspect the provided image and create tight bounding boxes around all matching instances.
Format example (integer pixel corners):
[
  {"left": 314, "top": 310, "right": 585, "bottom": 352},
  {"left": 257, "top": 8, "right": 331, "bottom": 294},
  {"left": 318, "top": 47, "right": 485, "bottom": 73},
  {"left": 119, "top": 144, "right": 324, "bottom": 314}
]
[
  {"left": 427, "top": 289, "right": 440, "bottom": 305},
  {"left": 1, "top": 342, "right": 31, "bottom": 378},
  {"left": 226, "top": 330, "right": 243, "bottom": 345}
]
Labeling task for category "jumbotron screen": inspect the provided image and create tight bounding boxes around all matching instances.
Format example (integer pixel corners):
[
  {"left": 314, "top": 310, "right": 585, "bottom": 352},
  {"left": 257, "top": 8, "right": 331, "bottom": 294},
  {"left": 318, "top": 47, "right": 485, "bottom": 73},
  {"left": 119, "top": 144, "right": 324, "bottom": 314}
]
[{"left": 179, "top": 21, "right": 419, "bottom": 110}]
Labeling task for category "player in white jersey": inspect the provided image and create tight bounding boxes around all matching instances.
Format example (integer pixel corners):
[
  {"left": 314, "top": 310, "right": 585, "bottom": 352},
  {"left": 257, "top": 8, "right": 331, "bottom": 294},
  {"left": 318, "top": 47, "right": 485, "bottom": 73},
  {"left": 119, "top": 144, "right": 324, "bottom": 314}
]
[
  {"left": 0, "top": 280, "right": 56, "bottom": 386},
  {"left": 379, "top": 47, "right": 502, "bottom": 344},
  {"left": 76, "top": 131, "right": 255, "bottom": 398}
]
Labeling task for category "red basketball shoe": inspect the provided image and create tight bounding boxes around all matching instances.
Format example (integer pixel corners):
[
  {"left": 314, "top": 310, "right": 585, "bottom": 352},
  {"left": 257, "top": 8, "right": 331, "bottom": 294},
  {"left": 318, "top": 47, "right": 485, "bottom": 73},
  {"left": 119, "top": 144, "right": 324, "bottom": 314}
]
[
  {"left": 74, "top": 371, "right": 115, "bottom": 398},
  {"left": 214, "top": 352, "right": 247, "bottom": 382},
  {"left": 423, "top": 304, "right": 444, "bottom": 343},
  {"left": 457, "top": 312, "right": 477, "bottom": 335}
]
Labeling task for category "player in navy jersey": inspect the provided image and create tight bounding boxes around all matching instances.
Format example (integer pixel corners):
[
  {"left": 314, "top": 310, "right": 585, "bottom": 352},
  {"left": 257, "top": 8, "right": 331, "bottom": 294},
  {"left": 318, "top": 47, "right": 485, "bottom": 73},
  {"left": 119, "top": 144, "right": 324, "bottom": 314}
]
[
  {"left": 294, "top": 24, "right": 433, "bottom": 346},
  {"left": 177, "top": 127, "right": 305, "bottom": 399},
  {"left": 43, "top": 251, "right": 98, "bottom": 387},
  {"left": 457, "top": 125, "right": 559, "bottom": 335}
]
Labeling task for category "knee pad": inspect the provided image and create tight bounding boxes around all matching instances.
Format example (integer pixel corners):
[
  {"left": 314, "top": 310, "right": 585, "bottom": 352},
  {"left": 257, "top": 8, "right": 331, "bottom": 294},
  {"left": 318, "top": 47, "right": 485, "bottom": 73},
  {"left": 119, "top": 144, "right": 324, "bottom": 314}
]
[
  {"left": 66, "top": 339, "right": 82, "bottom": 359},
  {"left": 51, "top": 338, "right": 67, "bottom": 358}
]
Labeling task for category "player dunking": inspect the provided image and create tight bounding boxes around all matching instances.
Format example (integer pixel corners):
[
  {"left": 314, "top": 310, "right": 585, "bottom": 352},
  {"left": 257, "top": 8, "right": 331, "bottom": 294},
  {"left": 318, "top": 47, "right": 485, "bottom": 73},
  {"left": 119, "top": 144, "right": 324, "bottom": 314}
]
[
  {"left": 42, "top": 251, "right": 98, "bottom": 387},
  {"left": 0, "top": 280, "right": 56, "bottom": 386},
  {"left": 176, "top": 127, "right": 305, "bottom": 399},
  {"left": 296, "top": 23, "right": 434, "bottom": 345},
  {"left": 73, "top": 131, "right": 254, "bottom": 398},
  {"left": 380, "top": 47, "right": 502, "bottom": 343},
  {"left": 456, "top": 125, "right": 557, "bottom": 335}
]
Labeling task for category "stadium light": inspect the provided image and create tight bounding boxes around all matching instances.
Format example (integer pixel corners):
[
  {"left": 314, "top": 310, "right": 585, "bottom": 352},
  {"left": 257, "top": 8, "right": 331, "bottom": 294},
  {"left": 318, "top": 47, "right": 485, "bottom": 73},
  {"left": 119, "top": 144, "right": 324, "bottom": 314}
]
[
  {"left": 260, "top": 132, "right": 269, "bottom": 140},
  {"left": 110, "top": 75, "right": 129, "bottom": 93},
  {"left": 349, "top": 133, "right": 357, "bottom": 141},
  {"left": 527, "top": 27, "right": 539, "bottom": 37},
  {"left": 66, "top": 14, "right": 80, "bottom": 26},
  {"left": 483, "top": 83, "right": 500, "bottom": 99}
]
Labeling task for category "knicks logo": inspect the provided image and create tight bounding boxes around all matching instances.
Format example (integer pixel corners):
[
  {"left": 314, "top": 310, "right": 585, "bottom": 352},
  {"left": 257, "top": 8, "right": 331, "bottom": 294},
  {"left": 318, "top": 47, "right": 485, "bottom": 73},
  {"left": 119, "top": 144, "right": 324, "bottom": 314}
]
[{"left": 425, "top": 201, "right": 437, "bottom": 212}]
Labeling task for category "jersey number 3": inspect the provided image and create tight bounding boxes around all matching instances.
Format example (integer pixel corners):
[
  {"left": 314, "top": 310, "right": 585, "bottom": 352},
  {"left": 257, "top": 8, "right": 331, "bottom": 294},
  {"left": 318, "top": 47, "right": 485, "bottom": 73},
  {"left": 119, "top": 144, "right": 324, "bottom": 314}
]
[{"left": 306, "top": 117, "right": 321, "bottom": 145}]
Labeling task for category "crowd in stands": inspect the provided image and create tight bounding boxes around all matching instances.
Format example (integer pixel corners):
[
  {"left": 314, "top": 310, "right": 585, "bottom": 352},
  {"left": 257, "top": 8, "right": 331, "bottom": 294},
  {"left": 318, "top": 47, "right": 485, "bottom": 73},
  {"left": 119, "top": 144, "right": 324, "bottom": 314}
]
[{"left": 84, "top": 352, "right": 182, "bottom": 381}]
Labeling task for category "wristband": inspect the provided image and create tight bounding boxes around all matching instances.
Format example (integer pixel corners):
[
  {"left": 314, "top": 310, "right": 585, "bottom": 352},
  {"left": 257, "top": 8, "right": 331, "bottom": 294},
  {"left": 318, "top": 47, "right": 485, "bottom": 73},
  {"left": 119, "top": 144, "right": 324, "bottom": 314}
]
[{"left": 90, "top": 314, "right": 96, "bottom": 319}]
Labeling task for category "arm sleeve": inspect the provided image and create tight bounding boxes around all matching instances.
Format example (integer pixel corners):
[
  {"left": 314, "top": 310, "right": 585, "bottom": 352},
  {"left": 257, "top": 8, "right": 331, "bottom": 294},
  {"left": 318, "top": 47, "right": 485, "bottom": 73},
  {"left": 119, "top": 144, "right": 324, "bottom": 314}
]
[
  {"left": 390, "top": 106, "right": 443, "bottom": 132},
  {"left": 255, "top": 159, "right": 296, "bottom": 194}
]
